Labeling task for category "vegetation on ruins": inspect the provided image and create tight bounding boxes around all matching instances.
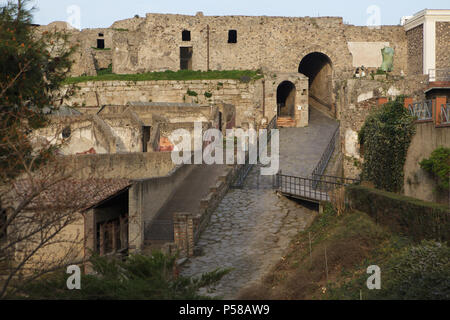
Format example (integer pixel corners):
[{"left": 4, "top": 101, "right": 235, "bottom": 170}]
[
  {"left": 64, "top": 69, "right": 264, "bottom": 84},
  {"left": 11, "top": 252, "right": 230, "bottom": 300},
  {"left": 358, "top": 96, "right": 416, "bottom": 192},
  {"left": 420, "top": 147, "right": 450, "bottom": 192}
]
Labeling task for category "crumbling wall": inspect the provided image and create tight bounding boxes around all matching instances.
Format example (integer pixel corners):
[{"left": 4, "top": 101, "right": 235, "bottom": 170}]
[
  {"left": 65, "top": 79, "right": 265, "bottom": 127},
  {"left": 110, "top": 13, "right": 410, "bottom": 77}
]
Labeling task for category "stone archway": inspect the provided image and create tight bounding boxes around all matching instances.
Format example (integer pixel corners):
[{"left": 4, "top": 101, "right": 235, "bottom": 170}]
[
  {"left": 299, "top": 52, "right": 333, "bottom": 114},
  {"left": 276, "top": 81, "right": 296, "bottom": 118}
]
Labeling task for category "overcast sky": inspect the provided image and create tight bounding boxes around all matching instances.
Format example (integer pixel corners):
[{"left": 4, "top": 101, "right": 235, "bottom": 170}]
[{"left": 12, "top": 0, "right": 450, "bottom": 29}]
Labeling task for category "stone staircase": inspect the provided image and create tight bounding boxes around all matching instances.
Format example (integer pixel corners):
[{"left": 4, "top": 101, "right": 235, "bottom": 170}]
[{"left": 277, "top": 117, "right": 296, "bottom": 128}]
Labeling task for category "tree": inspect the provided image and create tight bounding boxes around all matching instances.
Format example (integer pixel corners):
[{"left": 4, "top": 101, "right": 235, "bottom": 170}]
[{"left": 0, "top": 0, "right": 81, "bottom": 298}]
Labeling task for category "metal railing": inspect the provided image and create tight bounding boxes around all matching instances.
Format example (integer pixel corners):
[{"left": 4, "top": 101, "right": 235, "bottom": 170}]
[
  {"left": 231, "top": 115, "right": 278, "bottom": 189},
  {"left": 441, "top": 104, "right": 450, "bottom": 125},
  {"left": 144, "top": 220, "right": 174, "bottom": 241},
  {"left": 409, "top": 100, "right": 433, "bottom": 121},
  {"left": 429, "top": 68, "right": 450, "bottom": 82},
  {"left": 274, "top": 173, "right": 360, "bottom": 203},
  {"left": 311, "top": 125, "right": 340, "bottom": 188}
]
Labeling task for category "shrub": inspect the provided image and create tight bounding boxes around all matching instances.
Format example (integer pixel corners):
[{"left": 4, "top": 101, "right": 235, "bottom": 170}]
[
  {"left": 372, "top": 241, "right": 450, "bottom": 300},
  {"left": 346, "top": 184, "right": 450, "bottom": 242},
  {"left": 420, "top": 147, "right": 450, "bottom": 192},
  {"left": 13, "top": 252, "right": 231, "bottom": 300},
  {"left": 358, "top": 97, "right": 416, "bottom": 192}
]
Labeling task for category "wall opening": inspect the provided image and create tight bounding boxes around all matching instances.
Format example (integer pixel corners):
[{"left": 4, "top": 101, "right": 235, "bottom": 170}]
[
  {"left": 277, "top": 81, "right": 296, "bottom": 117},
  {"left": 182, "top": 30, "right": 191, "bottom": 41},
  {"left": 180, "top": 47, "right": 193, "bottom": 70},
  {"left": 299, "top": 52, "right": 333, "bottom": 113},
  {"left": 228, "top": 30, "right": 237, "bottom": 43},
  {"left": 97, "top": 39, "right": 105, "bottom": 49},
  {"left": 142, "top": 126, "right": 151, "bottom": 152},
  {"left": 94, "top": 191, "right": 129, "bottom": 256},
  {"left": 98, "top": 33, "right": 104, "bottom": 37}
]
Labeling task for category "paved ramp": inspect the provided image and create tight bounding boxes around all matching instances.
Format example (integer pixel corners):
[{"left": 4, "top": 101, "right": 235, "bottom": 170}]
[{"left": 280, "top": 107, "right": 339, "bottom": 177}]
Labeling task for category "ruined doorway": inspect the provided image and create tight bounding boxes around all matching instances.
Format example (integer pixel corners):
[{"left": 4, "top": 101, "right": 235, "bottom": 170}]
[
  {"left": 180, "top": 47, "right": 193, "bottom": 70},
  {"left": 142, "top": 126, "right": 151, "bottom": 152},
  {"left": 277, "top": 81, "right": 296, "bottom": 117},
  {"left": 97, "top": 39, "right": 105, "bottom": 49},
  {"left": 299, "top": 52, "right": 333, "bottom": 113}
]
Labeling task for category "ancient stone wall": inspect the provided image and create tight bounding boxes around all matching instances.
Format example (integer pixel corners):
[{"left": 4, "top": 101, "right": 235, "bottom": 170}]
[
  {"left": 436, "top": 22, "right": 450, "bottom": 70},
  {"left": 337, "top": 76, "right": 429, "bottom": 179},
  {"left": 406, "top": 24, "right": 423, "bottom": 76},
  {"left": 110, "top": 13, "right": 407, "bottom": 77},
  {"left": 65, "top": 79, "right": 265, "bottom": 126},
  {"left": 62, "top": 152, "right": 177, "bottom": 180},
  {"left": 344, "top": 26, "right": 408, "bottom": 75}
]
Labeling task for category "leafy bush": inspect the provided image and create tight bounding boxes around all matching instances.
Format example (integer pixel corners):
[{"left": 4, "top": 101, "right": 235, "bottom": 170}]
[
  {"left": 187, "top": 90, "right": 198, "bottom": 97},
  {"left": 359, "top": 97, "right": 416, "bottom": 192},
  {"left": 347, "top": 184, "right": 450, "bottom": 242},
  {"left": 371, "top": 241, "right": 450, "bottom": 300},
  {"left": 420, "top": 147, "right": 450, "bottom": 192},
  {"left": 12, "top": 253, "right": 230, "bottom": 300}
]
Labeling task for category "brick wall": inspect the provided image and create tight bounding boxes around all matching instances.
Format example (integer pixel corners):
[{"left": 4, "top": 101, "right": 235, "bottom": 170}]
[
  {"left": 406, "top": 24, "right": 424, "bottom": 76},
  {"left": 436, "top": 22, "right": 450, "bottom": 70}
]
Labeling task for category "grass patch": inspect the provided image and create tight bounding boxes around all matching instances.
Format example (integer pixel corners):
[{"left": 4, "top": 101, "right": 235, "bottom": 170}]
[{"left": 64, "top": 69, "right": 264, "bottom": 85}]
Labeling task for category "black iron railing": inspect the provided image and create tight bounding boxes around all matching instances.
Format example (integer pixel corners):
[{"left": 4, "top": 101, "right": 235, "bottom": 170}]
[
  {"left": 231, "top": 115, "right": 278, "bottom": 189},
  {"left": 311, "top": 125, "right": 340, "bottom": 187},
  {"left": 274, "top": 172, "right": 360, "bottom": 203}
]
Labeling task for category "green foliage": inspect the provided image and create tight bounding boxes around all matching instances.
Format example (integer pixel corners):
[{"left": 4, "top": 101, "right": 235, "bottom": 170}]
[
  {"left": 13, "top": 253, "right": 231, "bottom": 300},
  {"left": 91, "top": 47, "right": 111, "bottom": 51},
  {"left": 358, "top": 97, "right": 416, "bottom": 192},
  {"left": 97, "top": 63, "right": 113, "bottom": 76},
  {"left": 204, "top": 91, "right": 213, "bottom": 98},
  {"left": 420, "top": 147, "right": 450, "bottom": 191},
  {"left": 113, "top": 28, "right": 129, "bottom": 32},
  {"left": 187, "top": 90, "right": 198, "bottom": 97},
  {"left": 346, "top": 184, "right": 450, "bottom": 242},
  {"left": 65, "top": 69, "right": 264, "bottom": 84},
  {"left": 374, "top": 241, "right": 450, "bottom": 300}
]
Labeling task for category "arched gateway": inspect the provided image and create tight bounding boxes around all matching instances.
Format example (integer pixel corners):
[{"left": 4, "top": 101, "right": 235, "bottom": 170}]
[{"left": 299, "top": 52, "right": 333, "bottom": 114}]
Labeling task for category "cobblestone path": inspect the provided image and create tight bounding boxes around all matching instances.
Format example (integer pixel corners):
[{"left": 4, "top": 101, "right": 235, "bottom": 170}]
[
  {"left": 181, "top": 166, "right": 317, "bottom": 299},
  {"left": 181, "top": 108, "right": 335, "bottom": 299}
]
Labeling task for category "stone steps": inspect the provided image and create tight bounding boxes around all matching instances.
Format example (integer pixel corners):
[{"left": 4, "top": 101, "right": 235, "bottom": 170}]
[{"left": 277, "top": 117, "right": 296, "bottom": 128}]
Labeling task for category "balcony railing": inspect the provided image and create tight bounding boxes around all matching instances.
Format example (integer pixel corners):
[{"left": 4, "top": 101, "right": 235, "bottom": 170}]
[
  {"left": 429, "top": 68, "right": 450, "bottom": 82},
  {"left": 441, "top": 104, "right": 450, "bottom": 125},
  {"left": 408, "top": 100, "right": 433, "bottom": 121}
]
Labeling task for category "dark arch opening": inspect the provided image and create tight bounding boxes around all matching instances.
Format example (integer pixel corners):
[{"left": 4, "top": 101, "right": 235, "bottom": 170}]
[
  {"left": 299, "top": 52, "right": 333, "bottom": 112},
  {"left": 277, "top": 81, "right": 296, "bottom": 117}
]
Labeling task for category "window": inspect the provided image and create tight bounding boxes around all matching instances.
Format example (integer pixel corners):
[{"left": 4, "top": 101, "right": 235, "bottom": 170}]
[
  {"left": 97, "top": 39, "right": 105, "bottom": 49},
  {"left": 98, "top": 33, "right": 104, "bottom": 37},
  {"left": 228, "top": 30, "right": 237, "bottom": 43},
  {"left": 182, "top": 30, "right": 191, "bottom": 41}
]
